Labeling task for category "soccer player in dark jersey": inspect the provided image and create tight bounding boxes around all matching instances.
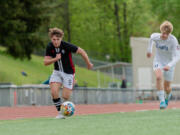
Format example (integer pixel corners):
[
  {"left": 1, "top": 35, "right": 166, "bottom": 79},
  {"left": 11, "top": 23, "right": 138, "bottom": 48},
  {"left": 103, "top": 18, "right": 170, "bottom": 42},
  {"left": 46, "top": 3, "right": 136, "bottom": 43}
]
[{"left": 44, "top": 28, "right": 93, "bottom": 118}]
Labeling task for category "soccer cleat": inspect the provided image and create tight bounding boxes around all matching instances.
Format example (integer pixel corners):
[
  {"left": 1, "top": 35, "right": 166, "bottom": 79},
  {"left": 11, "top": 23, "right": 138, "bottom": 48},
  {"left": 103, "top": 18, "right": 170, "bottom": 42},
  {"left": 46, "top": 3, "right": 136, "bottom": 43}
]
[
  {"left": 165, "top": 93, "right": 172, "bottom": 106},
  {"left": 55, "top": 111, "right": 65, "bottom": 119},
  {"left": 160, "top": 101, "right": 166, "bottom": 109}
]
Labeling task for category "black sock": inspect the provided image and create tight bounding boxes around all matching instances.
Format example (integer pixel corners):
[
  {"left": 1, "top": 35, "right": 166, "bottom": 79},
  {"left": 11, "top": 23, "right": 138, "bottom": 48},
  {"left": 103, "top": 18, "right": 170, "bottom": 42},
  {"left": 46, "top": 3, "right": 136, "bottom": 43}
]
[{"left": 53, "top": 98, "right": 61, "bottom": 111}]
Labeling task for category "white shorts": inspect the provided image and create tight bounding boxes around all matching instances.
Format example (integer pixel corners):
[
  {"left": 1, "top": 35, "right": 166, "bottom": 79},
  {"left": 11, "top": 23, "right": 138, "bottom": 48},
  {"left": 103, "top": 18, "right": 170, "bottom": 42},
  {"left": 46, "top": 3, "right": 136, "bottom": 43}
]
[
  {"left": 153, "top": 62, "right": 175, "bottom": 82},
  {"left": 49, "top": 70, "right": 74, "bottom": 89}
]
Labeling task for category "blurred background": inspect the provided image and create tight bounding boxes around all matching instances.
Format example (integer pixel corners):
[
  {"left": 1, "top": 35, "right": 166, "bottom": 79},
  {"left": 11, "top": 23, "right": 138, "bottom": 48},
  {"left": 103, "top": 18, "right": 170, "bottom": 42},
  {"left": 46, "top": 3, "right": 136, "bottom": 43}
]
[{"left": 0, "top": 0, "right": 180, "bottom": 106}]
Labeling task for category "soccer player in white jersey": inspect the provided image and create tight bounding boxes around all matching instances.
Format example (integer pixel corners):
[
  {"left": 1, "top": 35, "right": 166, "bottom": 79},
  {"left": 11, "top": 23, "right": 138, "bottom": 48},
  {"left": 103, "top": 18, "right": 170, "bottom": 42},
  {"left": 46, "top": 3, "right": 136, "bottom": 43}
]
[
  {"left": 44, "top": 28, "right": 93, "bottom": 118},
  {"left": 147, "top": 21, "right": 180, "bottom": 109}
]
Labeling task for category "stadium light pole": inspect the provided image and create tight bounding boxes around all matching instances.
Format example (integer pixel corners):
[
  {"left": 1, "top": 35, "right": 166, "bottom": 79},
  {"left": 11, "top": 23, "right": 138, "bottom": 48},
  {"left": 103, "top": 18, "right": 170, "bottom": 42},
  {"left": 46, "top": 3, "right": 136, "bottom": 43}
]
[{"left": 111, "top": 65, "right": 115, "bottom": 82}]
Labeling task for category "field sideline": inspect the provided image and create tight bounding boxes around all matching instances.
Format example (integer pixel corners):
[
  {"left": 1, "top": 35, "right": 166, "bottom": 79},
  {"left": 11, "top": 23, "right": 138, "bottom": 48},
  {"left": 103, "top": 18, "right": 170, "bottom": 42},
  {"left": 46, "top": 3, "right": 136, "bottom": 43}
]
[
  {"left": 1, "top": 102, "right": 180, "bottom": 135},
  {"left": 1, "top": 101, "right": 180, "bottom": 120}
]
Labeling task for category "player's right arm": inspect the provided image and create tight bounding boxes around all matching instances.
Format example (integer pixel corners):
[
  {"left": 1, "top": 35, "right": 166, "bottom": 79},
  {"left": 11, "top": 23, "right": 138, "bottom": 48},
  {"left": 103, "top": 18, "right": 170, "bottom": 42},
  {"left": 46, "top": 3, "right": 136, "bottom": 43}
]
[
  {"left": 147, "top": 33, "right": 156, "bottom": 58},
  {"left": 44, "top": 54, "right": 61, "bottom": 66},
  {"left": 44, "top": 44, "right": 61, "bottom": 66}
]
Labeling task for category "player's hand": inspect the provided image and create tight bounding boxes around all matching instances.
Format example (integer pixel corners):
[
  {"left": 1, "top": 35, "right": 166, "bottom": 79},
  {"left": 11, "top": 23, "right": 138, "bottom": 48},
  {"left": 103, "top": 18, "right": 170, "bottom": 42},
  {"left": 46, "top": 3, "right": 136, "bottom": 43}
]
[
  {"left": 163, "top": 65, "right": 170, "bottom": 71},
  {"left": 87, "top": 62, "right": 93, "bottom": 69},
  {"left": 56, "top": 53, "right": 61, "bottom": 60},
  {"left": 147, "top": 52, "right": 152, "bottom": 58}
]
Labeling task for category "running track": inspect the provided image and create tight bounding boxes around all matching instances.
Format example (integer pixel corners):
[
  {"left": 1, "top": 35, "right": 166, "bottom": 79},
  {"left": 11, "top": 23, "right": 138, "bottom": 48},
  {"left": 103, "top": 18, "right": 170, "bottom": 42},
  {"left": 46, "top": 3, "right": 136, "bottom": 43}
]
[{"left": 0, "top": 101, "right": 180, "bottom": 120}]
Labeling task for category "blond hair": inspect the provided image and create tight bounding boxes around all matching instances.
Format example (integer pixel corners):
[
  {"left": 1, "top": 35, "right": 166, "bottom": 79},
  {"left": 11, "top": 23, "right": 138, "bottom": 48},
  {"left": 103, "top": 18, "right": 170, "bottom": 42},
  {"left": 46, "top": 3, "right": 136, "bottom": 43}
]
[
  {"left": 160, "top": 21, "right": 173, "bottom": 34},
  {"left": 49, "top": 28, "right": 64, "bottom": 38}
]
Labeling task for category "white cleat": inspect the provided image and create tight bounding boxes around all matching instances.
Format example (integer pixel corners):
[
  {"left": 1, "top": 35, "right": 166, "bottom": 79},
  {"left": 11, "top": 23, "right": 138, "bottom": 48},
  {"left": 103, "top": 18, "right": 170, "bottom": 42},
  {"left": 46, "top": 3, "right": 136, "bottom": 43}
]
[{"left": 55, "top": 111, "right": 65, "bottom": 119}]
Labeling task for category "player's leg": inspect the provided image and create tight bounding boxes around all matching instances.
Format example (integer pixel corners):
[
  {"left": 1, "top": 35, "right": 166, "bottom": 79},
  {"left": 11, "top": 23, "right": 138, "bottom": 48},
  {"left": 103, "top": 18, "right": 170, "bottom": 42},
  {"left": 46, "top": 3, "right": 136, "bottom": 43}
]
[
  {"left": 164, "top": 80, "right": 172, "bottom": 106},
  {"left": 154, "top": 69, "right": 166, "bottom": 109},
  {"left": 50, "top": 82, "right": 62, "bottom": 111},
  {"left": 60, "top": 73, "right": 74, "bottom": 117},
  {"left": 49, "top": 70, "right": 65, "bottom": 119},
  {"left": 50, "top": 82, "right": 65, "bottom": 119},
  {"left": 163, "top": 68, "right": 174, "bottom": 106},
  {"left": 61, "top": 73, "right": 74, "bottom": 101},
  {"left": 62, "top": 87, "right": 73, "bottom": 101}
]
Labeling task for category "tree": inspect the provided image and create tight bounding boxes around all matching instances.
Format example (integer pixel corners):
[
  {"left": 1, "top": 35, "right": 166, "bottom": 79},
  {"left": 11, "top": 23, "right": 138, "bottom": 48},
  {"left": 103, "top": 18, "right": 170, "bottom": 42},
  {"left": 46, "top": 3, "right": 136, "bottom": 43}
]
[
  {"left": 48, "top": 0, "right": 157, "bottom": 62},
  {"left": 0, "top": 0, "right": 50, "bottom": 59},
  {"left": 149, "top": 0, "right": 180, "bottom": 41}
]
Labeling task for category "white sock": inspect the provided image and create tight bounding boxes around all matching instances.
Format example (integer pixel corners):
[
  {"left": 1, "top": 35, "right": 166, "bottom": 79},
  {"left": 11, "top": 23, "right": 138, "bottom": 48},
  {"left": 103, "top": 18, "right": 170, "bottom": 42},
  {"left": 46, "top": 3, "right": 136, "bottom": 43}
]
[{"left": 157, "top": 90, "right": 165, "bottom": 102}]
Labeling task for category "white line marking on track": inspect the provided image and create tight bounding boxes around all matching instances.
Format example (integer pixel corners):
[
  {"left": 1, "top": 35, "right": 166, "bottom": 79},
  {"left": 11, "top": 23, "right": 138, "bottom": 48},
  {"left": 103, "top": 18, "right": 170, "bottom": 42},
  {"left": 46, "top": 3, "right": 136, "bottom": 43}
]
[{"left": 135, "top": 110, "right": 148, "bottom": 112}]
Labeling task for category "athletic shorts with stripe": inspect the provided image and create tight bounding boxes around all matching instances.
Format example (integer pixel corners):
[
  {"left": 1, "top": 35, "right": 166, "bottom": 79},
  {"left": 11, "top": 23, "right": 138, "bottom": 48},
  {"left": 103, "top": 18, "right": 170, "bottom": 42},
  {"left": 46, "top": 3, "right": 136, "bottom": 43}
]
[{"left": 49, "top": 70, "right": 74, "bottom": 89}]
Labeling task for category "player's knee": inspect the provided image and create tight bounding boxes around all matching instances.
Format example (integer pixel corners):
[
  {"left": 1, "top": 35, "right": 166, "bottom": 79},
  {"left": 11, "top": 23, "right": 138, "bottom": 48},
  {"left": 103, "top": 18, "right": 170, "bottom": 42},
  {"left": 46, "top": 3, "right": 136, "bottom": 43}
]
[
  {"left": 62, "top": 93, "right": 71, "bottom": 101},
  {"left": 52, "top": 94, "right": 59, "bottom": 99},
  {"left": 51, "top": 90, "right": 58, "bottom": 99},
  {"left": 62, "top": 96, "right": 69, "bottom": 101},
  {"left": 50, "top": 90, "right": 55, "bottom": 96},
  {"left": 156, "top": 76, "right": 162, "bottom": 81},
  {"left": 164, "top": 85, "right": 171, "bottom": 91}
]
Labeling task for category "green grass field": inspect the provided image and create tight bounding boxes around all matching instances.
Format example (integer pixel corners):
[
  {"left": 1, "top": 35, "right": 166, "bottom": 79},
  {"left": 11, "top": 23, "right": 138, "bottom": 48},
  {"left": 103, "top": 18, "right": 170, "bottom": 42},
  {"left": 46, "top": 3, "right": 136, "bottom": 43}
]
[{"left": 0, "top": 109, "right": 180, "bottom": 135}]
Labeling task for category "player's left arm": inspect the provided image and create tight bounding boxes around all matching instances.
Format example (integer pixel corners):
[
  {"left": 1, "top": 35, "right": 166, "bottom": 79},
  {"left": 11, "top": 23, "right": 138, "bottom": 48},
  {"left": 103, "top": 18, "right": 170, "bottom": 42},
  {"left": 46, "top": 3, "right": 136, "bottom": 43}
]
[
  {"left": 64, "top": 41, "right": 93, "bottom": 69},
  {"left": 164, "top": 38, "right": 180, "bottom": 71},
  {"left": 76, "top": 47, "right": 93, "bottom": 69}
]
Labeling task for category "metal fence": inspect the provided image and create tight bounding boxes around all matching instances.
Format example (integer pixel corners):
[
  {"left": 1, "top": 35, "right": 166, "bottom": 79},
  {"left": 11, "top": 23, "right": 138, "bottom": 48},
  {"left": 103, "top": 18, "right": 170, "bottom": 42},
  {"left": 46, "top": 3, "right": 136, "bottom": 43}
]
[
  {"left": 72, "top": 55, "right": 133, "bottom": 88},
  {"left": 1, "top": 85, "right": 180, "bottom": 106}
]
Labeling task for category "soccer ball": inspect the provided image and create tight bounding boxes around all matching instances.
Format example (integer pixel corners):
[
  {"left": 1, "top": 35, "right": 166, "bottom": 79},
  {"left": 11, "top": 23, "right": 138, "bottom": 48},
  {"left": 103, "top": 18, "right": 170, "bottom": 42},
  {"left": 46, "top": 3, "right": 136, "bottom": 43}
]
[{"left": 61, "top": 101, "right": 75, "bottom": 117}]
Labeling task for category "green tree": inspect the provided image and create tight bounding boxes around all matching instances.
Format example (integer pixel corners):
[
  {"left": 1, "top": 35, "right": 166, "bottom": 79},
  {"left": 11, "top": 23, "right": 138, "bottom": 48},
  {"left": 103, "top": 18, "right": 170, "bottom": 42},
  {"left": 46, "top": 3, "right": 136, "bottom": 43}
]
[
  {"left": 0, "top": 0, "right": 50, "bottom": 59},
  {"left": 149, "top": 0, "right": 180, "bottom": 41},
  {"left": 49, "top": 0, "right": 157, "bottom": 62}
]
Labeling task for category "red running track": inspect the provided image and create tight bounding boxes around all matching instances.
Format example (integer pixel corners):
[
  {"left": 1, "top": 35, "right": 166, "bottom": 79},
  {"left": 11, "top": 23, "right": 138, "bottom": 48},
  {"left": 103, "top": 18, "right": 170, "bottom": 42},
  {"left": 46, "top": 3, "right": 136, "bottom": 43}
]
[{"left": 0, "top": 101, "right": 180, "bottom": 120}]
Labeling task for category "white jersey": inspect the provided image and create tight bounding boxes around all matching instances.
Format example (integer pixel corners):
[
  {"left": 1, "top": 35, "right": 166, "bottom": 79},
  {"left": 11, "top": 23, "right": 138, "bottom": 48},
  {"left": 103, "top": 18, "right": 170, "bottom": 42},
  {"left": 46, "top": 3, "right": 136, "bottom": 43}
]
[{"left": 147, "top": 33, "right": 180, "bottom": 68}]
